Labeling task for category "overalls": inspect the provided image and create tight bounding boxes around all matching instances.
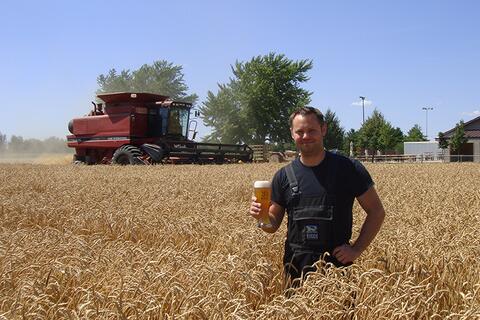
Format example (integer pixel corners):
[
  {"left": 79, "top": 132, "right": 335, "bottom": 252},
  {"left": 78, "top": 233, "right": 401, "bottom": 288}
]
[{"left": 283, "top": 160, "right": 351, "bottom": 281}]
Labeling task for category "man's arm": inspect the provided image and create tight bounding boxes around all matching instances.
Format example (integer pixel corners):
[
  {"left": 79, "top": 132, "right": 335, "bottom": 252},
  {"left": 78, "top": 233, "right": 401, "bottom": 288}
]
[
  {"left": 333, "top": 186, "right": 385, "bottom": 264},
  {"left": 249, "top": 197, "right": 285, "bottom": 233}
]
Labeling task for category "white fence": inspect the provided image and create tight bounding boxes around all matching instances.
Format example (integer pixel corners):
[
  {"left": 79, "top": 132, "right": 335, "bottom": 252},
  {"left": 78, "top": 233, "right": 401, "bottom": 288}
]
[{"left": 355, "top": 153, "right": 480, "bottom": 163}]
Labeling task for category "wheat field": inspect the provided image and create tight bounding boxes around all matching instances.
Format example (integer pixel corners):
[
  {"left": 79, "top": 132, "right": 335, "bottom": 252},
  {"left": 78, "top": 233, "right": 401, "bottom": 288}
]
[{"left": 0, "top": 160, "right": 479, "bottom": 319}]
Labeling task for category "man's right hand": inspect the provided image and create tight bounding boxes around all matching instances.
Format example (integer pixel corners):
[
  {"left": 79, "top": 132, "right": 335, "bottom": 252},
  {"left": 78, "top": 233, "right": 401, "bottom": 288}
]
[
  {"left": 249, "top": 197, "right": 285, "bottom": 233},
  {"left": 249, "top": 196, "right": 262, "bottom": 221}
]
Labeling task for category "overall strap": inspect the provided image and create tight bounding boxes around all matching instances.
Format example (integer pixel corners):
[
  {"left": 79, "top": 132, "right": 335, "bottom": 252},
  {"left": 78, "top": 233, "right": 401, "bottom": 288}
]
[
  {"left": 325, "top": 152, "right": 338, "bottom": 192},
  {"left": 285, "top": 162, "right": 301, "bottom": 197}
]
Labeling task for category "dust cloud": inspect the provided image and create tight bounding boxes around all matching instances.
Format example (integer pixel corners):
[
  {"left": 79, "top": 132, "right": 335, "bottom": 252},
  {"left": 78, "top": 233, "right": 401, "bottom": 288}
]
[{"left": 0, "top": 153, "right": 73, "bottom": 165}]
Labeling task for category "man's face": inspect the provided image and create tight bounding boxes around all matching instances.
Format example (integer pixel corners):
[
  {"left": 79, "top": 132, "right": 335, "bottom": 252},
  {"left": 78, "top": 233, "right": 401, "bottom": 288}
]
[{"left": 290, "top": 113, "right": 327, "bottom": 156}]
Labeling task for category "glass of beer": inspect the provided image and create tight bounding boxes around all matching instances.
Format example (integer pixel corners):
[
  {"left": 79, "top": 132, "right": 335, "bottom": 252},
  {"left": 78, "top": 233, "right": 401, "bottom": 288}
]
[{"left": 254, "top": 181, "right": 272, "bottom": 228}]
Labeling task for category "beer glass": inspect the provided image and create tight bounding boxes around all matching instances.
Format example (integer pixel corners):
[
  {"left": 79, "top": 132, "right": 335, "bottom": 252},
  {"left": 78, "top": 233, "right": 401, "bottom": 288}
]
[{"left": 254, "top": 181, "right": 272, "bottom": 228}]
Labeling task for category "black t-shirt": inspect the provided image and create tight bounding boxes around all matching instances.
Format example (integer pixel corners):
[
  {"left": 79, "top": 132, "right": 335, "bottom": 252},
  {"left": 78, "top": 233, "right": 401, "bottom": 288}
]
[
  {"left": 272, "top": 152, "right": 373, "bottom": 207},
  {"left": 271, "top": 151, "right": 374, "bottom": 244}
]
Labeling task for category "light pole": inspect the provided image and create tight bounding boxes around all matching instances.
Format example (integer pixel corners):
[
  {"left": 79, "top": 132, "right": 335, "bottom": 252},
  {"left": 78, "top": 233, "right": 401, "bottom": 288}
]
[
  {"left": 359, "top": 96, "right": 366, "bottom": 125},
  {"left": 422, "top": 107, "right": 433, "bottom": 140}
]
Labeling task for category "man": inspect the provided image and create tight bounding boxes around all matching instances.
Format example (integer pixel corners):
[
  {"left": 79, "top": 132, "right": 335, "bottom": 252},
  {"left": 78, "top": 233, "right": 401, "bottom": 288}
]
[{"left": 249, "top": 107, "right": 385, "bottom": 283}]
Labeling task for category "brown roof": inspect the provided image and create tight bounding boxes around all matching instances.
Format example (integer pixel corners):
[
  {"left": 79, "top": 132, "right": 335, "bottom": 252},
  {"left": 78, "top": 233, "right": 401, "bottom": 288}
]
[
  {"left": 443, "top": 130, "right": 480, "bottom": 139},
  {"left": 442, "top": 115, "right": 480, "bottom": 136},
  {"left": 464, "top": 131, "right": 480, "bottom": 138}
]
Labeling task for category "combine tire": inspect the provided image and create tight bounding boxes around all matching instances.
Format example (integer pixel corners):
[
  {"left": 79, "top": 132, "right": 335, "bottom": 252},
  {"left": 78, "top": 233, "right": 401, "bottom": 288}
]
[
  {"left": 73, "top": 154, "right": 85, "bottom": 165},
  {"left": 112, "top": 145, "right": 144, "bottom": 165},
  {"left": 269, "top": 152, "right": 285, "bottom": 163}
]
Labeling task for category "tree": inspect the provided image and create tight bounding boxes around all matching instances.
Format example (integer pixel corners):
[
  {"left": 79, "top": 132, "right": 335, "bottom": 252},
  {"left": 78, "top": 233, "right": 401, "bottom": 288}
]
[
  {"left": 97, "top": 60, "right": 198, "bottom": 103},
  {"left": 96, "top": 69, "right": 133, "bottom": 93},
  {"left": 201, "top": 83, "right": 250, "bottom": 144},
  {"left": 379, "top": 123, "right": 404, "bottom": 153},
  {"left": 405, "top": 124, "right": 426, "bottom": 142},
  {"left": 200, "top": 53, "right": 312, "bottom": 145},
  {"left": 9, "top": 135, "right": 25, "bottom": 153},
  {"left": 323, "top": 109, "right": 345, "bottom": 150},
  {"left": 390, "top": 127, "right": 405, "bottom": 154},
  {"left": 0, "top": 131, "right": 6, "bottom": 153},
  {"left": 449, "top": 120, "right": 468, "bottom": 155},
  {"left": 356, "top": 109, "right": 392, "bottom": 157},
  {"left": 343, "top": 129, "right": 358, "bottom": 156},
  {"left": 43, "top": 137, "right": 70, "bottom": 153},
  {"left": 4, "top": 135, "right": 69, "bottom": 154},
  {"left": 354, "top": 110, "right": 402, "bottom": 157},
  {"left": 437, "top": 132, "right": 449, "bottom": 150},
  {"left": 437, "top": 131, "right": 449, "bottom": 162}
]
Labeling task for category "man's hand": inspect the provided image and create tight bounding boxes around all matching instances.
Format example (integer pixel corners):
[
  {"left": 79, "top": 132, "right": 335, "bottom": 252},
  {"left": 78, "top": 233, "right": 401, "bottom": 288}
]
[
  {"left": 336, "top": 186, "right": 384, "bottom": 264},
  {"left": 249, "top": 196, "right": 285, "bottom": 233},
  {"left": 249, "top": 196, "right": 262, "bottom": 221},
  {"left": 332, "top": 244, "right": 361, "bottom": 264}
]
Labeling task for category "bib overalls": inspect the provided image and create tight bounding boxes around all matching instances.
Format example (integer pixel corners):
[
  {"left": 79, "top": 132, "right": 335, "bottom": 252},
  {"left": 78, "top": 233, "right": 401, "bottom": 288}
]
[{"left": 283, "top": 161, "right": 351, "bottom": 281}]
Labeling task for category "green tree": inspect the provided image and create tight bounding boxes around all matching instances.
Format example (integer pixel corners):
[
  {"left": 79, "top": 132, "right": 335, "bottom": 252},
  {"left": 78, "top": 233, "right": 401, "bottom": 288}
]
[
  {"left": 437, "top": 132, "right": 449, "bottom": 150},
  {"left": 201, "top": 83, "right": 249, "bottom": 144},
  {"left": 437, "top": 131, "right": 449, "bottom": 162},
  {"left": 323, "top": 109, "right": 345, "bottom": 150},
  {"left": 379, "top": 123, "right": 404, "bottom": 153},
  {"left": 449, "top": 120, "right": 468, "bottom": 155},
  {"left": 354, "top": 110, "right": 402, "bottom": 157},
  {"left": 392, "top": 127, "right": 405, "bottom": 154},
  {"left": 343, "top": 128, "right": 358, "bottom": 156},
  {"left": 96, "top": 69, "right": 133, "bottom": 93},
  {"left": 405, "top": 124, "right": 426, "bottom": 142},
  {"left": 97, "top": 60, "right": 198, "bottom": 103},
  {"left": 356, "top": 109, "right": 392, "bottom": 156},
  {"left": 200, "top": 53, "right": 312, "bottom": 145}
]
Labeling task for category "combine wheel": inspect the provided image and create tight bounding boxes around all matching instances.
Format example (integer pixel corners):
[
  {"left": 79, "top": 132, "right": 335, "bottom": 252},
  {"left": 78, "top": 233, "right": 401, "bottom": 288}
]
[
  {"left": 241, "top": 152, "right": 254, "bottom": 163},
  {"left": 269, "top": 152, "right": 285, "bottom": 163},
  {"left": 73, "top": 154, "right": 85, "bottom": 165},
  {"left": 112, "top": 145, "right": 144, "bottom": 165}
]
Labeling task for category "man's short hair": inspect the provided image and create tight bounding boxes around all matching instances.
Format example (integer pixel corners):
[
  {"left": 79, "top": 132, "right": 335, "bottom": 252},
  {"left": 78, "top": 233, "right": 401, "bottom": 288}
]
[{"left": 289, "top": 107, "right": 325, "bottom": 127}]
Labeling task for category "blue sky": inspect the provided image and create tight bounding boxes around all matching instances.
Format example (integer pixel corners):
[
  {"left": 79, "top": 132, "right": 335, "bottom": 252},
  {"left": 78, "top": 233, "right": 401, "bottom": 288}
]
[{"left": 1, "top": 0, "right": 479, "bottom": 141}]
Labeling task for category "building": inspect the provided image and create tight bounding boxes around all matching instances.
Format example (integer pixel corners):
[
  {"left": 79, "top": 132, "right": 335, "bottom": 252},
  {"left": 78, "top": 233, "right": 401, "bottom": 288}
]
[
  {"left": 404, "top": 141, "right": 442, "bottom": 161},
  {"left": 441, "top": 115, "right": 480, "bottom": 163}
]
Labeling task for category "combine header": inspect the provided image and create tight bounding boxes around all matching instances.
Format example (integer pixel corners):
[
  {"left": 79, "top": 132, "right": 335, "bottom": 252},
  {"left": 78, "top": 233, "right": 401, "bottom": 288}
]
[{"left": 67, "top": 92, "right": 253, "bottom": 164}]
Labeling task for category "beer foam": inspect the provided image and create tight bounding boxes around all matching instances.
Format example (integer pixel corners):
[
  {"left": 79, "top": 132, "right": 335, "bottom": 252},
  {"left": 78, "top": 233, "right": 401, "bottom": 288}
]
[{"left": 254, "top": 180, "right": 271, "bottom": 188}]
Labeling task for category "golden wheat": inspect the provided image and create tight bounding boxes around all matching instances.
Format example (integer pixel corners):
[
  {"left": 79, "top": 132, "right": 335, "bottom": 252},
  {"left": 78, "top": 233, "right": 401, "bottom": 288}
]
[{"left": 0, "top": 161, "right": 479, "bottom": 319}]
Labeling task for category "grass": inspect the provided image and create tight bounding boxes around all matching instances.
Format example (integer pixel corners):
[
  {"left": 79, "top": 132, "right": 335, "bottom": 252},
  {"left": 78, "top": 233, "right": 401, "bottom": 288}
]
[{"left": 0, "top": 160, "right": 479, "bottom": 319}]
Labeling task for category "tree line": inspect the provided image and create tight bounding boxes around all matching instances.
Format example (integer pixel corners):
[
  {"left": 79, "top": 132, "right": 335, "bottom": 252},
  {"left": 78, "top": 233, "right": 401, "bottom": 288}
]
[
  {"left": 4, "top": 53, "right": 467, "bottom": 156},
  {"left": 0, "top": 135, "right": 70, "bottom": 155},
  {"left": 96, "top": 54, "right": 469, "bottom": 155}
]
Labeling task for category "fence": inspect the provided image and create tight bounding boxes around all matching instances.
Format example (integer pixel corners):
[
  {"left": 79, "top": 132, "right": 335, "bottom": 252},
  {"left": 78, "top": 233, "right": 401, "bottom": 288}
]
[
  {"left": 355, "top": 153, "right": 480, "bottom": 163},
  {"left": 251, "top": 145, "right": 270, "bottom": 162},
  {"left": 250, "top": 145, "right": 299, "bottom": 162}
]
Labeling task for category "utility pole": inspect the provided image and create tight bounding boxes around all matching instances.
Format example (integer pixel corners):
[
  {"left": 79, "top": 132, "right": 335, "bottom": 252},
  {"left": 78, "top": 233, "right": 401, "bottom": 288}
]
[
  {"left": 422, "top": 107, "right": 433, "bottom": 140},
  {"left": 359, "top": 96, "right": 366, "bottom": 125}
]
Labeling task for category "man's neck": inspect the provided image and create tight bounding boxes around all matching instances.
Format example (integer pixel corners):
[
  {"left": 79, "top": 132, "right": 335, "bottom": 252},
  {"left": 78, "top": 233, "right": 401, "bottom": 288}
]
[{"left": 299, "top": 149, "right": 326, "bottom": 167}]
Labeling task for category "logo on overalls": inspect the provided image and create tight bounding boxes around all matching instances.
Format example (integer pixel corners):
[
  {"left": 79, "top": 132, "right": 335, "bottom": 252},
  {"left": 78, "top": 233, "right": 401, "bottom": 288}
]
[{"left": 305, "top": 224, "right": 319, "bottom": 240}]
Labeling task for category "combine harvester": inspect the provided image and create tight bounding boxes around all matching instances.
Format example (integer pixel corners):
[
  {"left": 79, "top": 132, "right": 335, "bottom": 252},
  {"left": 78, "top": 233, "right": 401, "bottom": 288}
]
[{"left": 67, "top": 92, "right": 253, "bottom": 165}]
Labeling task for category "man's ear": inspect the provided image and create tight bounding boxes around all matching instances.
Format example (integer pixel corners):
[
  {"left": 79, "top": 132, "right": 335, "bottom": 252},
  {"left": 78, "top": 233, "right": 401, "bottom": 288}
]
[
  {"left": 321, "top": 123, "right": 328, "bottom": 137},
  {"left": 290, "top": 127, "right": 295, "bottom": 140}
]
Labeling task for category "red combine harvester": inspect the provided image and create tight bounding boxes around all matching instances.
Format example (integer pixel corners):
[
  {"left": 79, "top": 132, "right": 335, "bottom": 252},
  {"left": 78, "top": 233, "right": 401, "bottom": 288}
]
[{"left": 67, "top": 92, "right": 253, "bottom": 164}]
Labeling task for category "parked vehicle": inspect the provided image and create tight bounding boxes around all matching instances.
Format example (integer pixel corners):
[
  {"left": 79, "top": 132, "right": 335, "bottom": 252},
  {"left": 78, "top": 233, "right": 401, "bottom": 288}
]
[{"left": 67, "top": 92, "right": 253, "bottom": 164}]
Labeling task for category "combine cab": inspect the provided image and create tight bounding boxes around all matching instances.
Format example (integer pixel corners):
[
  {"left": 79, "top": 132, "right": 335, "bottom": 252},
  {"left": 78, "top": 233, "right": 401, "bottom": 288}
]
[{"left": 67, "top": 92, "right": 253, "bottom": 164}]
